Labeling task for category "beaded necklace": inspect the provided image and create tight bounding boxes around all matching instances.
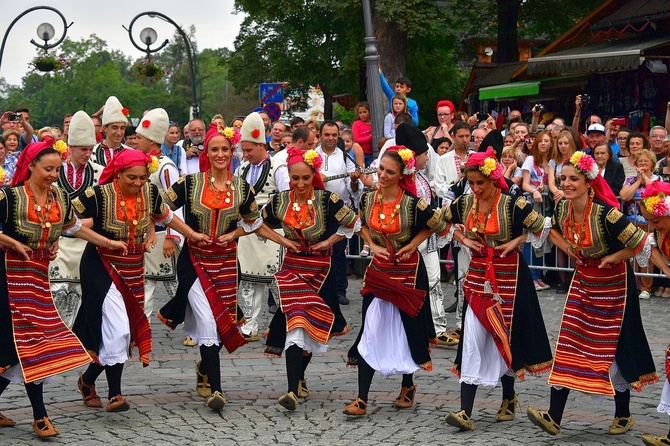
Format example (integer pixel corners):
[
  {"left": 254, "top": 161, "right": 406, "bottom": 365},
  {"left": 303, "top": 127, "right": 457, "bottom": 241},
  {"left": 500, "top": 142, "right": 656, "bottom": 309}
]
[
  {"left": 565, "top": 195, "right": 592, "bottom": 247},
  {"left": 114, "top": 181, "right": 143, "bottom": 229},
  {"left": 374, "top": 187, "right": 403, "bottom": 230},
  {"left": 25, "top": 181, "right": 55, "bottom": 229},
  {"left": 208, "top": 171, "right": 234, "bottom": 205},
  {"left": 290, "top": 187, "right": 315, "bottom": 228},
  {"left": 470, "top": 188, "right": 500, "bottom": 234}
]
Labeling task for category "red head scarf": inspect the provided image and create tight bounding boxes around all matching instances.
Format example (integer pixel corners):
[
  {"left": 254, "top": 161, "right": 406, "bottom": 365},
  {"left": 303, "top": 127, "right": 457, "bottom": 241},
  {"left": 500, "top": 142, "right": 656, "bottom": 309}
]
[
  {"left": 199, "top": 123, "right": 242, "bottom": 172},
  {"left": 99, "top": 149, "right": 153, "bottom": 185},
  {"left": 464, "top": 147, "right": 509, "bottom": 190},
  {"left": 286, "top": 147, "right": 325, "bottom": 190},
  {"left": 383, "top": 146, "right": 417, "bottom": 196},
  {"left": 12, "top": 136, "right": 58, "bottom": 186}
]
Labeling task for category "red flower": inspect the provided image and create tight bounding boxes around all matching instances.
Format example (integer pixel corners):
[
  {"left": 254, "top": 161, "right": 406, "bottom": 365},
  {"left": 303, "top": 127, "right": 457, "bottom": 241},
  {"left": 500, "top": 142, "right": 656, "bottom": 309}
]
[
  {"left": 121, "top": 108, "right": 130, "bottom": 116},
  {"left": 142, "top": 120, "right": 151, "bottom": 128},
  {"left": 251, "top": 129, "right": 260, "bottom": 138},
  {"left": 96, "top": 133, "right": 103, "bottom": 143}
]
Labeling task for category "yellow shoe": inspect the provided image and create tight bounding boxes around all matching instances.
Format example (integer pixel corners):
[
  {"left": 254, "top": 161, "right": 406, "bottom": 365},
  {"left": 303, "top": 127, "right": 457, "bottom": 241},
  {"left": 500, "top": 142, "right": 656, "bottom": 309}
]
[
  {"left": 435, "top": 332, "right": 459, "bottom": 347},
  {"left": 527, "top": 407, "right": 560, "bottom": 435},
  {"left": 495, "top": 394, "right": 518, "bottom": 421},
  {"left": 343, "top": 398, "right": 367, "bottom": 416},
  {"left": 32, "top": 417, "right": 59, "bottom": 437},
  {"left": 278, "top": 391, "right": 298, "bottom": 411},
  {"left": 445, "top": 410, "right": 475, "bottom": 431},
  {"left": 183, "top": 336, "right": 197, "bottom": 347},
  {"left": 607, "top": 415, "right": 634, "bottom": 434},
  {"left": 243, "top": 332, "right": 260, "bottom": 342},
  {"left": 195, "top": 361, "right": 211, "bottom": 398},
  {"left": 206, "top": 391, "right": 227, "bottom": 411},
  {"left": 642, "top": 433, "right": 670, "bottom": 446},
  {"left": 298, "top": 379, "right": 309, "bottom": 398}
]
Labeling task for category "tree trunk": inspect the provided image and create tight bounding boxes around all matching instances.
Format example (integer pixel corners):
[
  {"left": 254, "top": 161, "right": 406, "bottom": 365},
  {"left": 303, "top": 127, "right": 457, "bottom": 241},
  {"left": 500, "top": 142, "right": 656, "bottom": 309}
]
[
  {"left": 493, "top": 0, "right": 520, "bottom": 64},
  {"left": 374, "top": 15, "right": 407, "bottom": 87},
  {"left": 322, "top": 85, "right": 333, "bottom": 120}
]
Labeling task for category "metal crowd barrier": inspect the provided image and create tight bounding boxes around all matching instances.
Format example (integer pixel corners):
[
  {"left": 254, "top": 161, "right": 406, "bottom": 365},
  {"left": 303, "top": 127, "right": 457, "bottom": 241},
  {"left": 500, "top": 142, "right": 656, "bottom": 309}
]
[{"left": 345, "top": 193, "right": 664, "bottom": 280}]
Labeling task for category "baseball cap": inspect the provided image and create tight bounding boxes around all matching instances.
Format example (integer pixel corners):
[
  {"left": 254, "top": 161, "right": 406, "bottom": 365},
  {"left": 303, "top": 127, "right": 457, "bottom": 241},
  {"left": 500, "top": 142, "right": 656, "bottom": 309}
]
[{"left": 586, "top": 123, "right": 606, "bottom": 135}]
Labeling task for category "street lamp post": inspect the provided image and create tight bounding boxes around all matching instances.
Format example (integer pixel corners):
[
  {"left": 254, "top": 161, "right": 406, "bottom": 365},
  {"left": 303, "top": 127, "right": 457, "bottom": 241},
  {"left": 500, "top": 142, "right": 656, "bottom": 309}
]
[
  {"left": 361, "top": 0, "right": 384, "bottom": 153},
  {"left": 123, "top": 12, "right": 200, "bottom": 119},
  {"left": 0, "top": 6, "right": 72, "bottom": 75}
]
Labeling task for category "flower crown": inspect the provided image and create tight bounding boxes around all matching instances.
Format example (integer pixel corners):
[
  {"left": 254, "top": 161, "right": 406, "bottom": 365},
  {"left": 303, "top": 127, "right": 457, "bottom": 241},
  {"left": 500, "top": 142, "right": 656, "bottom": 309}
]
[
  {"left": 479, "top": 154, "right": 503, "bottom": 181},
  {"left": 53, "top": 140, "right": 68, "bottom": 160},
  {"left": 569, "top": 151, "right": 598, "bottom": 180},
  {"left": 643, "top": 193, "right": 670, "bottom": 217},
  {"left": 217, "top": 125, "right": 241, "bottom": 145},
  {"left": 396, "top": 147, "right": 416, "bottom": 175},
  {"left": 303, "top": 149, "right": 323, "bottom": 170},
  {"left": 148, "top": 155, "right": 159, "bottom": 174}
]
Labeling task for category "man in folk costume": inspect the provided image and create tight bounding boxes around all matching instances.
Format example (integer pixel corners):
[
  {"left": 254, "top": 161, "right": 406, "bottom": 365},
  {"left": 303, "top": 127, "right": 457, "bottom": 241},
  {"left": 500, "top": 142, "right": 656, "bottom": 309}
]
[
  {"left": 235, "top": 112, "right": 289, "bottom": 341},
  {"left": 51, "top": 110, "right": 104, "bottom": 327},
  {"left": 135, "top": 108, "right": 182, "bottom": 318},
  {"left": 92, "top": 96, "right": 130, "bottom": 167}
]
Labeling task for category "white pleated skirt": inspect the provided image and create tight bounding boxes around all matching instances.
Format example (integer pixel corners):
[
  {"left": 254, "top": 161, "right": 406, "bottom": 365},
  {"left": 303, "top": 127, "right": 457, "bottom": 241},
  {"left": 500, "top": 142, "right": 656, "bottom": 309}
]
[
  {"left": 357, "top": 297, "right": 419, "bottom": 377},
  {"left": 459, "top": 306, "right": 510, "bottom": 387},
  {"left": 285, "top": 328, "right": 328, "bottom": 355},
  {"left": 183, "top": 279, "right": 220, "bottom": 347},
  {"left": 98, "top": 283, "right": 131, "bottom": 366}
]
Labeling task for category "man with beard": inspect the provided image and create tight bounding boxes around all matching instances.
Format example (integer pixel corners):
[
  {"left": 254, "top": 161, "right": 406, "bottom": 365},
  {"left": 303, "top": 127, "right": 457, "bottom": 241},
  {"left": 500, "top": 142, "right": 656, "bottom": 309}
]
[{"left": 183, "top": 118, "right": 206, "bottom": 174}]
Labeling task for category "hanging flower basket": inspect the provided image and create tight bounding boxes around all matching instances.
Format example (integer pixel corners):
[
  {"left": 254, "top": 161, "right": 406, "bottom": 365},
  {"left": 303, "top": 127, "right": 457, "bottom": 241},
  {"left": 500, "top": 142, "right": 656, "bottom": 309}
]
[
  {"left": 129, "top": 58, "right": 168, "bottom": 83},
  {"left": 30, "top": 54, "right": 70, "bottom": 73}
]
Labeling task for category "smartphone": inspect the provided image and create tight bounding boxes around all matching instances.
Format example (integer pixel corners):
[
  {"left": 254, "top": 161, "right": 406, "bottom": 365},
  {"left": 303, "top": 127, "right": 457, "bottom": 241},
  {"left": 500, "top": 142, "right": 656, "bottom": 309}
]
[
  {"left": 8, "top": 113, "right": 21, "bottom": 122},
  {"left": 476, "top": 112, "right": 487, "bottom": 122}
]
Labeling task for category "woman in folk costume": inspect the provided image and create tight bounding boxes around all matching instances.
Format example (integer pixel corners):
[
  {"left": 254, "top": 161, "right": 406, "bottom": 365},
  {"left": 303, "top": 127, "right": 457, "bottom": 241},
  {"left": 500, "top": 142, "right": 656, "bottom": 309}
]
[
  {"left": 158, "top": 124, "right": 261, "bottom": 411},
  {"left": 441, "top": 147, "right": 553, "bottom": 431},
  {"left": 72, "top": 149, "right": 208, "bottom": 413},
  {"left": 638, "top": 181, "right": 670, "bottom": 446},
  {"left": 343, "top": 146, "right": 447, "bottom": 417},
  {"left": 0, "top": 138, "right": 125, "bottom": 437},
  {"left": 527, "top": 152, "right": 657, "bottom": 436},
  {"left": 257, "top": 147, "right": 359, "bottom": 411}
]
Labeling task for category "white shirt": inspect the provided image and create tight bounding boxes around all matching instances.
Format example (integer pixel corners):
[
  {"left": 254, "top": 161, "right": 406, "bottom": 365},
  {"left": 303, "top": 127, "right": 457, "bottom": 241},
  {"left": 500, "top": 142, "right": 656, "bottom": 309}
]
[{"left": 316, "top": 146, "right": 362, "bottom": 208}]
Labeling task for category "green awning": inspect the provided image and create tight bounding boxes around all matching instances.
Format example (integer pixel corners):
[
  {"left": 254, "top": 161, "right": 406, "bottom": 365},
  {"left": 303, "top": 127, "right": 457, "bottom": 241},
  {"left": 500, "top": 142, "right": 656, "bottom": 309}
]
[{"left": 478, "top": 81, "right": 540, "bottom": 100}]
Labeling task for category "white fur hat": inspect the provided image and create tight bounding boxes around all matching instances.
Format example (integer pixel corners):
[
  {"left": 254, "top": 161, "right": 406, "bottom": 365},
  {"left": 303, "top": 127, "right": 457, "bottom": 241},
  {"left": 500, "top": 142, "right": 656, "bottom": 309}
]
[
  {"left": 240, "top": 112, "right": 266, "bottom": 144},
  {"left": 101, "top": 96, "right": 129, "bottom": 126},
  {"left": 137, "top": 108, "right": 169, "bottom": 144},
  {"left": 67, "top": 110, "right": 96, "bottom": 147}
]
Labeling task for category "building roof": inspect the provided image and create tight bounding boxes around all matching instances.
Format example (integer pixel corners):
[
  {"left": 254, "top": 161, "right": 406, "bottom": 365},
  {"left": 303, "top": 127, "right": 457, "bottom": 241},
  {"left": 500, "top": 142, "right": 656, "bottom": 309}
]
[{"left": 593, "top": 0, "right": 670, "bottom": 30}]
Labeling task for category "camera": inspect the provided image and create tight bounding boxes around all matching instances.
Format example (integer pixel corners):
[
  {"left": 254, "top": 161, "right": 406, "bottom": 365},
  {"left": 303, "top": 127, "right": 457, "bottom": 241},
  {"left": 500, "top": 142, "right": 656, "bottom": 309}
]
[
  {"left": 476, "top": 112, "right": 487, "bottom": 122},
  {"left": 581, "top": 94, "right": 591, "bottom": 105},
  {"left": 7, "top": 113, "right": 21, "bottom": 122},
  {"left": 533, "top": 104, "right": 544, "bottom": 113},
  {"left": 612, "top": 117, "right": 626, "bottom": 126}
]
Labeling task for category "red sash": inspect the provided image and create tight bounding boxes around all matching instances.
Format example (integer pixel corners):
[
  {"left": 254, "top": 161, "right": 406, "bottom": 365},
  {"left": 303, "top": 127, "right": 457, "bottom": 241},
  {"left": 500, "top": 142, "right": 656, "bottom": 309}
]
[
  {"left": 548, "top": 262, "right": 626, "bottom": 395},
  {"left": 97, "top": 245, "right": 152, "bottom": 367},
  {"left": 360, "top": 252, "right": 424, "bottom": 317},
  {"left": 274, "top": 252, "right": 334, "bottom": 344},
  {"left": 4, "top": 249, "right": 91, "bottom": 382},
  {"left": 189, "top": 242, "right": 246, "bottom": 353},
  {"left": 463, "top": 251, "right": 517, "bottom": 373}
]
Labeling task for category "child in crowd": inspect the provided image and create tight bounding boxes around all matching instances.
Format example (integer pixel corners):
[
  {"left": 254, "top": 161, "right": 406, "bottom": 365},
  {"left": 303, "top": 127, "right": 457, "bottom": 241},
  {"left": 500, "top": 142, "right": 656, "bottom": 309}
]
[{"left": 383, "top": 93, "right": 408, "bottom": 139}]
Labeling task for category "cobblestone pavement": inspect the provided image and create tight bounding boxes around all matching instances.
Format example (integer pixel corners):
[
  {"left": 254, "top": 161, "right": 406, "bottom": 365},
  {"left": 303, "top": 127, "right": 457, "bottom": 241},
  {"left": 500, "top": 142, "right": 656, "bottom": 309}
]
[{"left": 2, "top": 275, "right": 669, "bottom": 445}]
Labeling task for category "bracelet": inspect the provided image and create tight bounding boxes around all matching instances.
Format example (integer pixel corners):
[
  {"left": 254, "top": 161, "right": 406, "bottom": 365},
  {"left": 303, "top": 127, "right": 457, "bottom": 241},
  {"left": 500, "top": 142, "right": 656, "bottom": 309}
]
[{"left": 187, "top": 230, "right": 195, "bottom": 242}]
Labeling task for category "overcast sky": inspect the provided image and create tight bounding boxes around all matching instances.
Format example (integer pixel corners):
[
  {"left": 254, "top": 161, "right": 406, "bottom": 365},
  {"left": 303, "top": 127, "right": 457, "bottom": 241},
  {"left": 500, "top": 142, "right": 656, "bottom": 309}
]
[{"left": 0, "top": 0, "right": 245, "bottom": 86}]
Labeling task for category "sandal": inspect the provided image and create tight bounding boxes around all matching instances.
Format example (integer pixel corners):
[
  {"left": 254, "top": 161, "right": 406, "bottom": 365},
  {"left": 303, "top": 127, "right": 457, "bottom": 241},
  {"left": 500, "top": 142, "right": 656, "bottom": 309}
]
[
  {"left": 495, "top": 394, "right": 518, "bottom": 421},
  {"left": 393, "top": 384, "right": 416, "bottom": 409},
  {"left": 298, "top": 379, "right": 309, "bottom": 398},
  {"left": 77, "top": 374, "right": 102, "bottom": 408},
  {"left": 343, "top": 398, "right": 367, "bottom": 416},
  {"left": 608, "top": 415, "right": 634, "bottom": 434},
  {"left": 195, "top": 361, "right": 211, "bottom": 398},
  {"left": 527, "top": 406, "right": 560, "bottom": 435},
  {"left": 32, "top": 417, "right": 59, "bottom": 437},
  {"left": 642, "top": 433, "right": 670, "bottom": 446},
  {"left": 360, "top": 244, "right": 371, "bottom": 257},
  {"left": 0, "top": 412, "right": 16, "bottom": 427},
  {"left": 445, "top": 409, "right": 475, "bottom": 431},
  {"left": 106, "top": 394, "right": 130, "bottom": 413}
]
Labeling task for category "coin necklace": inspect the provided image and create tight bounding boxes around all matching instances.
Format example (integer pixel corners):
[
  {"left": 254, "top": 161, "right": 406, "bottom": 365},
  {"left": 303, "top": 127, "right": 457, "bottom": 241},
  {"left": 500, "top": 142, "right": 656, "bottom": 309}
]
[
  {"left": 470, "top": 188, "right": 499, "bottom": 233},
  {"left": 209, "top": 171, "right": 234, "bottom": 205},
  {"left": 26, "top": 181, "right": 54, "bottom": 229},
  {"left": 291, "top": 187, "right": 315, "bottom": 228},
  {"left": 115, "top": 181, "right": 142, "bottom": 229},
  {"left": 375, "top": 187, "right": 403, "bottom": 229}
]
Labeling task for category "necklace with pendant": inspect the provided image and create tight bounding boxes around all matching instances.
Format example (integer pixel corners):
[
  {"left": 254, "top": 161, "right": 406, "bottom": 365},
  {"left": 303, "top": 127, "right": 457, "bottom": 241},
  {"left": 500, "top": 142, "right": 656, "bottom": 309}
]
[
  {"left": 26, "top": 182, "right": 54, "bottom": 229},
  {"left": 375, "top": 187, "right": 403, "bottom": 230},
  {"left": 209, "top": 171, "right": 234, "bottom": 205},
  {"left": 115, "top": 181, "right": 143, "bottom": 229},
  {"left": 291, "top": 188, "right": 315, "bottom": 228},
  {"left": 470, "top": 188, "right": 499, "bottom": 234}
]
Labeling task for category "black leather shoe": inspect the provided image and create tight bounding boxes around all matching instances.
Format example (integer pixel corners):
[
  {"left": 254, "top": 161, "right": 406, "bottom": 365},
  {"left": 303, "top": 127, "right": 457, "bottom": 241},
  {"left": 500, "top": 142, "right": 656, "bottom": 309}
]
[{"left": 338, "top": 294, "right": 349, "bottom": 305}]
